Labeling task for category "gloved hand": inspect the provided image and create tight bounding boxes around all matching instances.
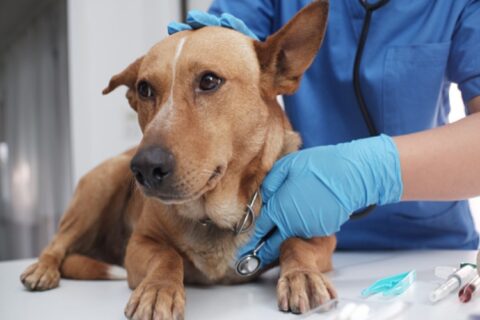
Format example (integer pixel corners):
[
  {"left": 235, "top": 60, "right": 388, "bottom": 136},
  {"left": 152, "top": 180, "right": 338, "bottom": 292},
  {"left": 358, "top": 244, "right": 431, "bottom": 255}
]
[
  {"left": 238, "top": 134, "right": 403, "bottom": 267},
  {"left": 167, "top": 10, "right": 259, "bottom": 40}
]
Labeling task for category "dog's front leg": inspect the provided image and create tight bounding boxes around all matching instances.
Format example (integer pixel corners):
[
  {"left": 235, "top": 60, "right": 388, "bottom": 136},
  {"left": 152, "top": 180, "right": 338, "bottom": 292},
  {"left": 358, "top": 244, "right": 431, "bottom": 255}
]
[
  {"left": 277, "top": 236, "right": 337, "bottom": 314},
  {"left": 124, "top": 232, "right": 185, "bottom": 320},
  {"left": 20, "top": 152, "right": 133, "bottom": 291}
]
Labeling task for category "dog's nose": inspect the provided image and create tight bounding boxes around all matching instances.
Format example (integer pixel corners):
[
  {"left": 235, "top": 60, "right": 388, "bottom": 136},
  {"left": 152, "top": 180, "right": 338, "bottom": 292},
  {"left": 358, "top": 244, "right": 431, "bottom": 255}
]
[{"left": 130, "top": 146, "right": 175, "bottom": 188}]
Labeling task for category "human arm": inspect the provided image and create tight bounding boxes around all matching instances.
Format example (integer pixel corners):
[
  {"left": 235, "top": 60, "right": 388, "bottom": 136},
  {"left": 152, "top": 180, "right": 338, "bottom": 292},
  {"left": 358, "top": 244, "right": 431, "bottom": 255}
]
[
  {"left": 397, "top": 96, "right": 480, "bottom": 201},
  {"left": 401, "top": 96, "right": 480, "bottom": 277},
  {"left": 243, "top": 100, "right": 480, "bottom": 266}
]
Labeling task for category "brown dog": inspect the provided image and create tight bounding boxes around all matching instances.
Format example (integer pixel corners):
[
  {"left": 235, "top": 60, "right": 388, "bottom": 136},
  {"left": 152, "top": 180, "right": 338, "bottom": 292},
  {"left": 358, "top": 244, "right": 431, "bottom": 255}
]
[{"left": 20, "top": 1, "right": 336, "bottom": 318}]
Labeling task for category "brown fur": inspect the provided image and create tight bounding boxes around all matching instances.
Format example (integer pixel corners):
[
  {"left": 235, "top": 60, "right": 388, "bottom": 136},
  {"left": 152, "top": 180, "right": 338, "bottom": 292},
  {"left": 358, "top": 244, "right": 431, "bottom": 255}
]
[{"left": 21, "top": 1, "right": 335, "bottom": 319}]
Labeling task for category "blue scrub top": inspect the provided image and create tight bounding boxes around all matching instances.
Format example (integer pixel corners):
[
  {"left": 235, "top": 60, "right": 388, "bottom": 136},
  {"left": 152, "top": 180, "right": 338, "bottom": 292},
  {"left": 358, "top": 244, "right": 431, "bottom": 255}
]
[{"left": 210, "top": 0, "right": 480, "bottom": 250}]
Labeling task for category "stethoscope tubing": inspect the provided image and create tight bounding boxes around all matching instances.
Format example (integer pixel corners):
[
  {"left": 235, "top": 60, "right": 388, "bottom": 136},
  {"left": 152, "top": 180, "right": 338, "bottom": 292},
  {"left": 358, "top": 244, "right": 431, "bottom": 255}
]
[
  {"left": 349, "top": 0, "right": 389, "bottom": 220},
  {"left": 359, "top": 0, "right": 390, "bottom": 11}
]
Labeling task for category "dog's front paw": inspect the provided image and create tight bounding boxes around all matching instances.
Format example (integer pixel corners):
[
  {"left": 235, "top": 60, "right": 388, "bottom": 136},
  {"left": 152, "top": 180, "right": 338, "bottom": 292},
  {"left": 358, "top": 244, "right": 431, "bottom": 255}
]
[
  {"left": 277, "top": 270, "right": 337, "bottom": 314},
  {"left": 125, "top": 280, "right": 185, "bottom": 320},
  {"left": 20, "top": 262, "right": 61, "bottom": 291}
]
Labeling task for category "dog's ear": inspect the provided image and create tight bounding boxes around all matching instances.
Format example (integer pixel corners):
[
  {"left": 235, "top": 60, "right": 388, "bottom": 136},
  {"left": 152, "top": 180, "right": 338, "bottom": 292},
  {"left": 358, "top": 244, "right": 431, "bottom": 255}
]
[
  {"left": 103, "top": 56, "right": 144, "bottom": 94},
  {"left": 255, "top": 0, "right": 329, "bottom": 95},
  {"left": 102, "top": 56, "right": 144, "bottom": 110}
]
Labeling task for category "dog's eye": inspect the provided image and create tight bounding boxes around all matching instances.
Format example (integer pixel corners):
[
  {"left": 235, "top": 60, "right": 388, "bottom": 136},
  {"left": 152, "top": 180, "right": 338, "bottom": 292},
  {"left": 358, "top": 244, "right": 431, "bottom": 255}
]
[
  {"left": 198, "top": 73, "right": 223, "bottom": 92},
  {"left": 137, "top": 81, "right": 155, "bottom": 99}
]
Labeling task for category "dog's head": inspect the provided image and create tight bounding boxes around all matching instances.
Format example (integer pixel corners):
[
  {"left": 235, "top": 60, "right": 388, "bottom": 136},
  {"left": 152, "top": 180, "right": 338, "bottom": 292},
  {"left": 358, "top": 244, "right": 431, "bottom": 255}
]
[{"left": 103, "top": 1, "right": 328, "bottom": 223}]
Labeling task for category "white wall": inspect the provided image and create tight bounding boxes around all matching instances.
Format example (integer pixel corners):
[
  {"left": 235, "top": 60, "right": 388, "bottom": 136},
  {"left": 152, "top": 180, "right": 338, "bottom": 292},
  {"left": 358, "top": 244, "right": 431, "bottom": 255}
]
[{"left": 67, "top": 0, "right": 180, "bottom": 183}]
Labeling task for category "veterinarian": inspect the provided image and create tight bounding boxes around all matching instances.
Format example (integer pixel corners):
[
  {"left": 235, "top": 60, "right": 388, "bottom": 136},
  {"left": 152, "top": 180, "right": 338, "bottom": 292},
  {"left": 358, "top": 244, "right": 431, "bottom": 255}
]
[{"left": 174, "top": 0, "right": 480, "bottom": 266}]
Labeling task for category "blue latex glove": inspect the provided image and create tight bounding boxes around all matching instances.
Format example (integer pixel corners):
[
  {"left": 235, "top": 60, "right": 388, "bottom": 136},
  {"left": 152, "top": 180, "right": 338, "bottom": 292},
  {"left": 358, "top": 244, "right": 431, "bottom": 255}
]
[
  {"left": 239, "top": 134, "right": 403, "bottom": 267},
  {"left": 167, "top": 10, "right": 259, "bottom": 40}
]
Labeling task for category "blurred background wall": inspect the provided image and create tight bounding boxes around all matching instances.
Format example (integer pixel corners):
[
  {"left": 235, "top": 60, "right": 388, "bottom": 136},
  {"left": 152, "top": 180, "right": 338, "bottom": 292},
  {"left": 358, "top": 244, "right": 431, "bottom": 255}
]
[
  {"left": 68, "top": 0, "right": 179, "bottom": 184},
  {"left": 0, "top": 0, "right": 478, "bottom": 260},
  {"left": 0, "top": 0, "right": 209, "bottom": 260},
  {"left": 0, "top": 0, "right": 71, "bottom": 260}
]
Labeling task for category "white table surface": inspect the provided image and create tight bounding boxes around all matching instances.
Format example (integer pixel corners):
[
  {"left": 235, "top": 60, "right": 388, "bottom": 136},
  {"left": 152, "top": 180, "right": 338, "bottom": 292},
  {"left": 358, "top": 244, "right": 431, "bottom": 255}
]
[{"left": 1, "top": 251, "right": 479, "bottom": 320}]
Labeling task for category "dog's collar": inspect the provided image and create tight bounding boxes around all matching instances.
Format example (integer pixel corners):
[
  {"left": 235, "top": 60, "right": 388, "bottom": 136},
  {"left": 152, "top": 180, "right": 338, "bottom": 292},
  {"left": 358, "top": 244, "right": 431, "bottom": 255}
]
[{"left": 199, "top": 190, "right": 259, "bottom": 235}]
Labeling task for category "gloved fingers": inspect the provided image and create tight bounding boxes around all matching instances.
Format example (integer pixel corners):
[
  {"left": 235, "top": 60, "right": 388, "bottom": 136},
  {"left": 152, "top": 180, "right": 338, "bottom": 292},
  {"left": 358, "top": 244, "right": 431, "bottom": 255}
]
[
  {"left": 261, "top": 156, "right": 291, "bottom": 202},
  {"left": 186, "top": 10, "right": 221, "bottom": 29},
  {"left": 167, "top": 22, "right": 193, "bottom": 35},
  {"left": 256, "top": 229, "right": 284, "bottom": 267},
  {"left": 254, "top": 204, "right": 277, "bottom": 239},
  {"left": 236, "top": 207, "right": 276, "bottom": 259},
  {"left": 220, "top": 13, "right": 259, "bottom": 40}
]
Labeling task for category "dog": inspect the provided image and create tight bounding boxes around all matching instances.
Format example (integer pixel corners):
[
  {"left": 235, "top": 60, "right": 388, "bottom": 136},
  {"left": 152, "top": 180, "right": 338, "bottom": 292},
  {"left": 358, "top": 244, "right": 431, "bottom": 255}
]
[{"left": 20, "top": 1, "right": 336, "bottom": 318}]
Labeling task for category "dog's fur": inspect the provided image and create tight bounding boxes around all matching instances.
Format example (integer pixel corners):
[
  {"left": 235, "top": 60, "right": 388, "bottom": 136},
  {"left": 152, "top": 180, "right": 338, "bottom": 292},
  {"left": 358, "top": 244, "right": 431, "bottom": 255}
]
[{"left": 20, "top": 1, "right": 336, "bottom": 319}]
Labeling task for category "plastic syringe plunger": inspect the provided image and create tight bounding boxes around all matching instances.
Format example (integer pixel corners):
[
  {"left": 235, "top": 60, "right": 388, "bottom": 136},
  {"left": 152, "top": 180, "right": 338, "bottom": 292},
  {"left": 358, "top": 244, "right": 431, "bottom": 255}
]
[{"left": 429, "top": 265, "right": 476, "bottom": 303}]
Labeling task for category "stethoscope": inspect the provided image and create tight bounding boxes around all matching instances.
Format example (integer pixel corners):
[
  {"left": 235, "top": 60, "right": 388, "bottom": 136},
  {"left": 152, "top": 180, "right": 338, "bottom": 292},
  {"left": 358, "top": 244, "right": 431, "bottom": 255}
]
[
  {"left": 349, "top": 0, "right": 389, "bottom": 219},
  {"left": 235, "top": 227, "right": 277, "bottom": 276},
  {"left": 235, "top": 0, "right": 390, "bottom": 277}
]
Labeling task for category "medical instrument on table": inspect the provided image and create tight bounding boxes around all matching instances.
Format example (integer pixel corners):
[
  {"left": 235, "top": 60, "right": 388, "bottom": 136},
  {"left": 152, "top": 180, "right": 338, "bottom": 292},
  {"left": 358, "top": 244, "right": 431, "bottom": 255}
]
[
  {"left": 435, "top": 266, "right": 458, "bottom": 280},
  {"left": 235, "top": 227, "right": 277, "bottom": 276},
  {"left": 430, "top": 264, "right": 477, "bottom": 303},
  {"left": 361, "top": 270, "right": 416, "bottom": 297},
  {"left": 349, "top": 0, "right": 390, "bottom": 219},
  {"left": 459, "top": 274, "right": 480, "bottom": 303}
]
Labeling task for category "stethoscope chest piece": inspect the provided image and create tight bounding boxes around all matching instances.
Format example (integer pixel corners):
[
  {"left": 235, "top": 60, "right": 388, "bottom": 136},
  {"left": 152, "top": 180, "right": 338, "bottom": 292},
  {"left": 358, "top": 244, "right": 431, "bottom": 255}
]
[
  {"left": 235, "top": 227, "right": 276, "bottom": 277},
  {"left": 235, "top": 254, "right": 261, "bottom": 276}
]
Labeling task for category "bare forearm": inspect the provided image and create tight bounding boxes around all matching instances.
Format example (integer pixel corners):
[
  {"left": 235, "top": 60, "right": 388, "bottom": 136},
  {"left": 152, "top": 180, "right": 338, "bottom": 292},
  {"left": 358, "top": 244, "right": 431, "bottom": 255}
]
[{"left": 395, "top": 97, "right": 480, "bottom": 201}]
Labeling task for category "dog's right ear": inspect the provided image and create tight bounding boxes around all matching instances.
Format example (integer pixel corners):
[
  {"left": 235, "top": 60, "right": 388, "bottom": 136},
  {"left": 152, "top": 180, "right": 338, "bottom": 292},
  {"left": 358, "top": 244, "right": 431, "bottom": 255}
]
[
  {"left": 102, "top": 56, "right": 144, "bottom": 110},
  {"left": 254, "top": 0, "right": 329, "bottom": 96}
]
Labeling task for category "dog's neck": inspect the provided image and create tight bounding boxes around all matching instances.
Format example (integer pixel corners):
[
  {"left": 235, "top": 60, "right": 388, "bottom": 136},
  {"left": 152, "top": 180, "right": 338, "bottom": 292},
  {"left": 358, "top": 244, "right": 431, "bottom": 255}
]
[{"left": 179, "top": 98, "right": 300, "bottom": 234}]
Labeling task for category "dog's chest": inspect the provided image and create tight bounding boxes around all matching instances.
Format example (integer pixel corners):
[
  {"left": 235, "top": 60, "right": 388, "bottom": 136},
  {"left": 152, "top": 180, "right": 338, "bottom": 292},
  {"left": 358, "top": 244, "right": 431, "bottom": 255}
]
[{"left": 179, "top": 227, "right": 250, "bottom": 285}]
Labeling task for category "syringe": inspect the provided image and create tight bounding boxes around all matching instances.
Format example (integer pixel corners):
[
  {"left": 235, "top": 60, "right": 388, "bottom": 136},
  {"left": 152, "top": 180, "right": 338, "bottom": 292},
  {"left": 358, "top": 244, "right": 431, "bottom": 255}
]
[{"left": 429, "top": 265, "right": 477, "bottom": 303}]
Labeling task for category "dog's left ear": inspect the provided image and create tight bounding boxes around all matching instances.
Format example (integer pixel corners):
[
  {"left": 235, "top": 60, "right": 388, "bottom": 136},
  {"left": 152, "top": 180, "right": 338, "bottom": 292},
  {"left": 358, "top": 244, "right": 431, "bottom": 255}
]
[
  {"left": 102, "top": 56, "right": 144, "bottom": 110},
  {"left": 255, "top": 0, "right": 329, "bottom": 95}
]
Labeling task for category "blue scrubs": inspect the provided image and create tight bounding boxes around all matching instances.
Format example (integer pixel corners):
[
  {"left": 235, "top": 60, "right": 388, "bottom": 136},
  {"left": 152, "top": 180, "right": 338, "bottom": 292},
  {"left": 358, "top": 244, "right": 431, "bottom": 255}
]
[{"left": 210, "top": 0, "right": 480, "bottom": 250}]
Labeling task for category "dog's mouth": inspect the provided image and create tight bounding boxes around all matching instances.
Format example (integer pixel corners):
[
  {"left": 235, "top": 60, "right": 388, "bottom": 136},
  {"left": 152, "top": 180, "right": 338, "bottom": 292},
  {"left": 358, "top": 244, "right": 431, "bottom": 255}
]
[{"left": 141, "top": 165, "right": 227, "bottom": 205}]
